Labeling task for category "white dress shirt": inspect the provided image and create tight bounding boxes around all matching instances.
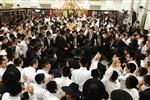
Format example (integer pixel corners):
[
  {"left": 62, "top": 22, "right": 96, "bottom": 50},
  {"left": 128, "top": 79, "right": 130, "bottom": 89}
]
[
  {"left": 141, "top": 85, "right": 150, "bottom": 91},
  {"left": 128, "top": 61, "right": 138, "bottom": 74},
  {"left": 1, "top": 26, "right": 9, "bottom": 33},
  {"left": 2, "top": 92, "right": 20, "bottom": 100},
  {"left": 102, "top": 79, "right": 120, "bottom": 96},
  {"left": 89, "top": 60, "right": 99, "bottom": 71},
  {"left": 136, "top": 76, "right": 143, "bottom": 83},
  {"left": 141, "top": 44, "right": 148, "bottom": 55},
  {"left": 122, "top": 38, "right": 131, "bottom": 46},
  {"left": 22, "top": 66, "right": 37, "bottom": 84},
  {"left": 7, "top": 61, "right": 14, "bottom": 65},
  {"left": 15, "top": 44, "right": 23, "bottom": 56},
  {"left": 54, "top": 76, "right": 73, "bottom": 93},
  {"left": 137, "top": 39, "right": 143, "bottom": 46},
  {"left": 140, "top": 59, "right": 147, "bottom": 67},
  {"left": 17, "top": 67, "right": 24, "bottom": 82},
  {"left": 0, "top": 68, "right": 6, "bottom": 81},
  {"left": 30, "top": 83, "right": 47, "bottom": 100},
  {"left": 43, "top": 91, "right": 59, "bottom": 100},
  {"left": 118, "top": 73, "right": 134, "bottom": 89},
  {"left": 37, "top": 69, "right": 51, "bottom": 82},
  {"left": 71, "top": 67, "right": 91, "bottom": 91},
  {"left": 19, "top": 40, "right": 28, "bottom": 58},
  {"left": 124, "top": 88, "right": 139, "bottom": 100},
  {"left": 102, "top": 65, "right": 121, "bottom": 81},
  {"left": 2, "top": 92, "right": 37, "bottom": 100}
]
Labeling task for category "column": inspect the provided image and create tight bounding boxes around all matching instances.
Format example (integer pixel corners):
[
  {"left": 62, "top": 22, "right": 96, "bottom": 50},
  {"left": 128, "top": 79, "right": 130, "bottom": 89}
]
[
  {"left": 137, "top": 0, "right": 147, "bottom": 24},
  {"left": 144, "top": 0, "right": 150, "bottom": 29}
]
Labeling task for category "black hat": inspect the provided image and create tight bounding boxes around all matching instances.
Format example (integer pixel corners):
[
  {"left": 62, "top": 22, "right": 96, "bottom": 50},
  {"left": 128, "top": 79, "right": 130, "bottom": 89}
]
[
  {"left": 111, "top": 89, "right": 133, "bottom": 100},
  {"left": 72, "top": 48, "right": 85, "bottom": 57},
  {"left": 51, "top": 69, "right": 61, "bottom": 78},
  {"left": 29, "top": 39, "right": 42, "bottom": 48},
  {"left": 2, "top": 66, "right": 21, "bottom": 86},
  {"left": 62, "top": 82, "right": 82, "bottom": 96},
  {"left": 83, "top": 78, "right": 108, "bottom": 100}
]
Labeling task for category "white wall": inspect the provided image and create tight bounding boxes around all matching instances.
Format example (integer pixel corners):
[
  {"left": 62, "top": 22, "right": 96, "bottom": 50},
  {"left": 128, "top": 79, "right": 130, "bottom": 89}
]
[
  {"left": 133, "top": 0, "right": 141, "bottom": 11},
  {"left": 16, "top": 0, "right": 41, "bottom": 8},
  {"left": 100, "top": 0, "right": 133, "bottom": 11},
  {"left": 12, "top": 0, "right": 22, "bottom": 8},
  {"left": 30, "top": 0, "right": 40, "bottom": 8},
  {"left": 101, "top": 0, "right": 114, "bottom": 10},
  {"left": 20, "top": 0, "right": 30, "bottom": 8},
  {"left": 121, "top": 0, "right": 133, "bottom": 10},
  {"left": 0, "top": 0, "right": 2, "bottom": 4}
]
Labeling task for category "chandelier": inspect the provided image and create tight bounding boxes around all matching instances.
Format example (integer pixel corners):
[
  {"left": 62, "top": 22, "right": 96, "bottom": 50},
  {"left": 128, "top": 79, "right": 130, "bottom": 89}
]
[
  {"left": 54, "top": 0, "right": 88, "bottom": 17},
  {"left": 62, "top": 0, "right": 81, "bottom": 10}
]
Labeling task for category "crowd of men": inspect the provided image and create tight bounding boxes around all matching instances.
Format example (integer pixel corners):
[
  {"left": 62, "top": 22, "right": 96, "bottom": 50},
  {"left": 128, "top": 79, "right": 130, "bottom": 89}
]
[{"left": 0, "top": 9, "right": 150, "bottom": 100}]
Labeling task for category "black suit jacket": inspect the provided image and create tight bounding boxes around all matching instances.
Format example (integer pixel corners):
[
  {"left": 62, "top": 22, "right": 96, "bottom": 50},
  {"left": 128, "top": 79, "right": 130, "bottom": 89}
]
[
  {"left": 44, "top": 37, "right": 51, "bottom": 48},
  {"left": 86, "top": 32, "right": 97, "bottom": 47},
  {"left": 77, "top": 35, "right": 86, "bottom": 47},
  {"left": 56, "top": 35, "right": 68, "bottom": 62},
  {"left": 25, "top": 45, "right": 35, "bottom": 67},
  {"left": 25, "top": 45, "right": 42, "bottom": 68},
  {"left": 67, "top": 34, "right": 76, "bottom": 50},
  {"left": 140, "top": 88, "right": 150, "bottom": 100}
]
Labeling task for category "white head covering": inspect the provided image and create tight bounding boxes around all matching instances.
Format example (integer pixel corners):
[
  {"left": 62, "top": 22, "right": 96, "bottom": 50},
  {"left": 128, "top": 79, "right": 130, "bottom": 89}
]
[{"left": 0, "top": 50, "right": 7, "bottom": 56}]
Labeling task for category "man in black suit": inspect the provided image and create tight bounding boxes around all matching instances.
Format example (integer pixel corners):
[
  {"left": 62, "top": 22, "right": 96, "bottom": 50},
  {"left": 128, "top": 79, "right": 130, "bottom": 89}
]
[
  {"left": 44, "top": 31, "right": 52, "bottom": 49},
  {"left": 26, "top": 39, "right": 42, "bottom": 68},
  {"left": 77, "top": 30, "right": 86, "bottom": 48},
  {"left": 131, "top": 8, "right": 137, "bottom": 25},
  {"left": 86, "top": 27, "right": 97, "bottom": 47},
  {"left": 110, "top": 34, "right": 128, "bottom": 57},
  {"left": 95, "top": 26, "right": 103, "bottom": 47},
  {"left": 55, "top": 30, "right": 69, "bottom": 65},
  {"left": 140, "top": 75, "right": 150, "bottom": 100},
  {"left": 68, "top": 31, "right": 78, "bottom": 49},
  {"left": 67, "top": 30, "right": 78, "bottom": 58}
]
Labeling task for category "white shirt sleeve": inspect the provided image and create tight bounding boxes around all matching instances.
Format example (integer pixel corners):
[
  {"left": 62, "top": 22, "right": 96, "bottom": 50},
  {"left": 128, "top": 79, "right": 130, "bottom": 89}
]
[
  {"left": 89, "top": 59, "right": 99, "bottom": 71},
  {"left": 102, "top": 66, "right": 113, "bottom": 81},
  {"left": 2, "top": 92, "right": 10, "bottom": 100},
  {"left": 29, "top": 94, "right": 38, "bottom": 100}
]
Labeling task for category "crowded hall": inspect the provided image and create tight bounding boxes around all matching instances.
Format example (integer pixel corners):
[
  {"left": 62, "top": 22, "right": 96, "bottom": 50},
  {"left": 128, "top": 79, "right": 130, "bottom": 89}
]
[{"left": 0, "top": 0, "right": 150, "bottom": 100}]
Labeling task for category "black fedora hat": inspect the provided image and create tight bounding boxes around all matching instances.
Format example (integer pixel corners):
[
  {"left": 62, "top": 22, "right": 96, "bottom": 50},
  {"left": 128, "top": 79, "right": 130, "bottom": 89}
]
[
  {"left": 62, "top": 82, "right": 82, "bottom": 96},
  {"left": 83, "top": 78, "right": 108, "bottom": 100},
  {"left": 71, "top": 48, "right": 85, "bottom": 57},
  {"left": 111, "top": 89, "right": 133, "bottom": 100}
]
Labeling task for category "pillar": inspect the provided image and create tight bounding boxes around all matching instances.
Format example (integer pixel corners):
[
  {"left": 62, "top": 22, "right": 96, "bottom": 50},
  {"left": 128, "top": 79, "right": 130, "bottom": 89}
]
[{"left": 144, "top": 0, "right": 150, "bottom": 29}]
